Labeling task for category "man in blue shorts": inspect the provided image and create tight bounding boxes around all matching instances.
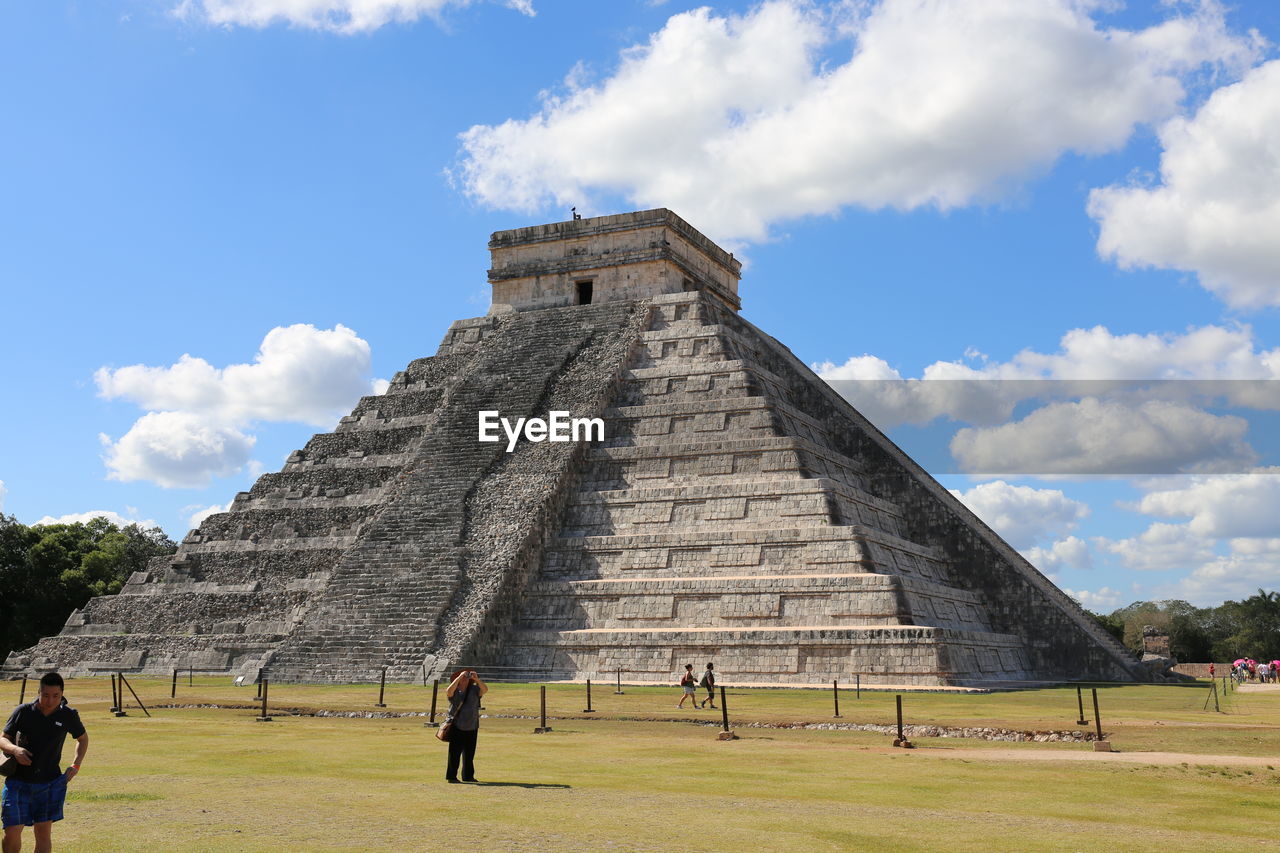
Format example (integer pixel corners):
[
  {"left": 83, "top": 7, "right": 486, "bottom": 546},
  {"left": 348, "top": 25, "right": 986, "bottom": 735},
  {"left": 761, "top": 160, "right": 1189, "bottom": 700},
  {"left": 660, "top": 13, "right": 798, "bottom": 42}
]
[{"left": 1, "top": 672, "right": 88, "bottom": 853}]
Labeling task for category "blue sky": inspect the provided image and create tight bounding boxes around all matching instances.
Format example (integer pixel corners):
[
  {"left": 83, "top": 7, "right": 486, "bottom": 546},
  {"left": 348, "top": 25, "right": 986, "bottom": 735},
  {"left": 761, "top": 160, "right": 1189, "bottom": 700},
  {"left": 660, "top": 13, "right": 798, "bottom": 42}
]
[{"left": 2, "top": 0, "right": 1279, "bottom": 610}]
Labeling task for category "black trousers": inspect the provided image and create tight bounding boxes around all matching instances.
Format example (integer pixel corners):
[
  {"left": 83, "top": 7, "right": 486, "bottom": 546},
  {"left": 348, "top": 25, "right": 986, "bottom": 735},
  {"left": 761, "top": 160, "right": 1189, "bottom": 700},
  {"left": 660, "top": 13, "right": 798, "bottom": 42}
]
[{"left": 446, "top": 727, "right": 478, "bottom": 780}]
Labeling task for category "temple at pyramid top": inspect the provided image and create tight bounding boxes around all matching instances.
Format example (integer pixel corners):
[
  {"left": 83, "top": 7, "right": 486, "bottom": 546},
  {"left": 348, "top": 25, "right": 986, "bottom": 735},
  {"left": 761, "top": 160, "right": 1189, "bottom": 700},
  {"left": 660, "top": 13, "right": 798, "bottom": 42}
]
[{"left": 487, "top": 208, "right": 742, "bottom": 314}]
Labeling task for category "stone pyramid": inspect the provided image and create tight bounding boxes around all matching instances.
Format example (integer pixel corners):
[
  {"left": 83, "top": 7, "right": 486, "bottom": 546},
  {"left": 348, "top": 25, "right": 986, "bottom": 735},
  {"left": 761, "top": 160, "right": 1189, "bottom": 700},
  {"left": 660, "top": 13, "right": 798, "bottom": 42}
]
[{"left": 6, "top": 209, "right": 1144, "bottom": 687}]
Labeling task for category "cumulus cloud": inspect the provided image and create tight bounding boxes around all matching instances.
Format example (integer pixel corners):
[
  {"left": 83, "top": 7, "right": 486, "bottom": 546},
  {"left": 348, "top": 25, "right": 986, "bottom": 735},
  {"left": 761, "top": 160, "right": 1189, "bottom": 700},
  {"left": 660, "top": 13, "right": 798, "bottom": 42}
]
[
  {"left": 456, "top": 0, "right": 1255, "bottom": 241},
  {"left": 1163, "top": 545, "right": 1280, "bottom": 604},
  {"left": 34, "top": 509, "right": 162, "bottom": 530},
  {"left": 1024, "top": 535, "right": 1093, "bottom": 572},
  {"left": 96, "top": 324, "right": 382, "bottom": 489},
  {"left": 1064, "top": 585, "right": 1123, "bottom": 611},
  {"left": 949, "top": 398, "right": 1255, "bottom": 475},
  {"left": 949, "top": 480, "right": 1088, "bottom": 550},
  {"left": 100, "top": 413, "right": 256, "bottom": 489},
  {"left": 184, "top": 503, "right": 228, "bottom": 529},
  {"left": 1100, "top": 521, "right": 1217, "bottom": 571},
  {"left": 1090, "top": 59, "right": 1280, "bottom": 309},
  {"left": 1132, "top": 469, "right": 1280, "bottom": 538},
  {"left": 96, "top": 324, "right": 378, "bottom": 428},
  {"left": 817, "top": 323, "right": 1280, "bottom": 428},
  {"left": 174, "top": 0, "right": 534, "bottom": 34}
]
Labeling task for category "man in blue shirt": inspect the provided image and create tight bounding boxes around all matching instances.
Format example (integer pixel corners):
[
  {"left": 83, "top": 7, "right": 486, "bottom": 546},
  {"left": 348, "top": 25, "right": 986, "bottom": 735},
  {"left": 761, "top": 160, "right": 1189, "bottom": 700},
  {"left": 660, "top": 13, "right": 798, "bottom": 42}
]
[{"left": 1, "top": 672, "right": 88, "bottom": 853}]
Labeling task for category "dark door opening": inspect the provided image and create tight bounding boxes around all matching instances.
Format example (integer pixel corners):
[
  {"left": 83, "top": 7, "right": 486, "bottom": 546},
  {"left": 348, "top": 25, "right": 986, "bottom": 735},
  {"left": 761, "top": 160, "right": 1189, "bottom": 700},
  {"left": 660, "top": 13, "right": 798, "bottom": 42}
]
[{"left": 576, "top": 280, "right": 594, "bottom": 305}]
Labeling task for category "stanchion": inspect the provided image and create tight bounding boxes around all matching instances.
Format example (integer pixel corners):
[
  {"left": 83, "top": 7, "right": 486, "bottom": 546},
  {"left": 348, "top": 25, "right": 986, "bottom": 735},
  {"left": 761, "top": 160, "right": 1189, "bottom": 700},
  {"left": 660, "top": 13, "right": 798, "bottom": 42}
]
[
  {"left": 426, "top": 679, "right": 439, "bottom": 726},
  {"left": 1075, "top": 685, "right": 1088, "bottom": 726},
  {"left": 375, "top": 668, "right": 387, "bottom": 708},
  {"left": 615, "top": 667, "right": 624, "bottom": 695},
  {"left": 856, "top": 674, "right": 861, "bottom": 700},
  {"left": 18, "top": 676, "right": 26, "bottom": 705},
  {"left": 171, "top": 669, "right": 178, "bottom": 699},
  {"left": 256, "top": 679, "right": 272, "bottom": 722},
  {"left": 421, "top": 663, "right": 427, "bottom": 688},
  {"left": 534, "top": 685, "right": 552, "bottom": 733},
  {"left": 1091, "top": 688, "right": 1110, "bottom": 751},
  {"left": 832, "top": 679, "right": 841, "bottom": 718},
  {"left": 119, "top": 674, "right": 151, "bottom": 718},
  {"left": 188, "top": 668, "right": 193, "bottom": 687},
  {"left": 892, "top": 695, "right": 913, "bottom": 748},
  {"left": 717, "top": 685, "right": 736, "bottom": 740},
  {"left": 113, "top": 673, "right": 127, "bottom": 717},
  {"left": 583, "top": 679, "right": 595, "bottom": 713}
]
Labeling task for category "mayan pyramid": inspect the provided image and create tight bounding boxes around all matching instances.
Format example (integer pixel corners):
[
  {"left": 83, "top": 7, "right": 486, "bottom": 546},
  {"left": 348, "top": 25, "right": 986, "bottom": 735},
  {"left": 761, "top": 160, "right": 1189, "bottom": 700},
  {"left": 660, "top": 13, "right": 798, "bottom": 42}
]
[{"left": 6, "top": 209, "right": 1145, "bottom": 686}]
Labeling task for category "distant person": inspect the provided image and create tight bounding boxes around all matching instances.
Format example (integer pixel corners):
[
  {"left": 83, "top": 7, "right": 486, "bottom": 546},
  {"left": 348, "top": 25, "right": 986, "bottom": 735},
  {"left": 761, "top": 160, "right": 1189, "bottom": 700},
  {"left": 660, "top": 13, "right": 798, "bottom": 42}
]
[
  {"left": 677, "top": 664, "right": 698, "bottom": 709},
  {"left": 1208, "top": 663, "right": 1215, "bottom": 679},
  {"left": 698, "top": 663, "right": 717, "bottom": 709},
  {"left": 1259, "top": 662, "right": 1271, "bottom": 683},
  {"left": 2, "top": 672, "right": 89, "bottom": 853},
  {"left": 444, "top": 669, "right": 487, "bottom": 783}
]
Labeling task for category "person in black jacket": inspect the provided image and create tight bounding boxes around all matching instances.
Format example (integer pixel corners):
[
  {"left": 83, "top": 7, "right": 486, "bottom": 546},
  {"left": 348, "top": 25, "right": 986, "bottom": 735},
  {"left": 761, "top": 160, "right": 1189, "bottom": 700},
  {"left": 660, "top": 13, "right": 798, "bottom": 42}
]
[
  {"left": 1, "top": 672, "right": 89, "bottom": 853},
  {"left": 444, "top": 670, "right": 487, "bottom": 783},
  {"left": 698, "top": 662, "right": 717, "bottom": 709}
]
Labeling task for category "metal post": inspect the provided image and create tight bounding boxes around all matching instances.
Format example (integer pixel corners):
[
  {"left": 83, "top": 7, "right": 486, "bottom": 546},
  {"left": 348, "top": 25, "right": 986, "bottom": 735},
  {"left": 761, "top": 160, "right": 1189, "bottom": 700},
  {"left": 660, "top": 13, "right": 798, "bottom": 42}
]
[
  {"left": 18, "top": 676, "right": 26, "bottom": 705},
  {"left": 1075, "top": 685, "right": 1087, "bottom": 726},
  {"left": 534, "top": 685, "right": 552, "bottom": 733},
  {"left": 1091, "top": 689, "right": 1102, "bottom": 739},
  {"left": 615, "top": 666, "right": 624, "bottom": 695},
  {"left": 856, "top": 674, "right": 861, "bottom": 700},
  {"left": 892, "top": 694, "right": 912, "bottom": 748},
  {"left": 833, "top": 679, "right": 841, "bottom": 718},
  {"left": 171, "top": 669, "right": 178, "bottom": 699},
  {"left": 430, "top": 679, "right": 439, "bottom": 724},
  {"left": 716, "top": 685, "right": 735, "bottom": 740},
  {"left": 375, "top": 668, "right": 387, "bottom": 708},
  {"left": 583, "top": 679, "right": 595, "bottom": 713},
  {"left": 421, "top": 663, "right": 427, "bottom": 688},
  {"left": 257, "top": 679, "right": 272, "bottom": 722},
  {"left": 119, "top": 674, "right": 151, "bottom": 717},
  {"left": 109, "top": 674, "right": 118, "bottom": 713},
  {"left": 188, "top": 668, "right": 193, "bottom": 687},
  {"left": 113, "top": 672, "right": 127, "bottom": 717}
]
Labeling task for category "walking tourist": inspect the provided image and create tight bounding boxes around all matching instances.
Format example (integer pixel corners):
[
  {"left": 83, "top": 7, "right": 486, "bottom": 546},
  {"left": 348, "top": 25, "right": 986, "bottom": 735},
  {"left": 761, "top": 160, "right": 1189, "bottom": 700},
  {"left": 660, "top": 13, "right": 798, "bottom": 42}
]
[
  {"left": 444, "top": 669, "right": 487, "bottom": 783},
  {"left": 698, "top": 662, "right": 717, "bottom": 709},
  {"left": 1, "top": 672, "right": 89, "bottom": 853},
  {"left": 677, "top": 664, "right": 698, "bottom": 709}
]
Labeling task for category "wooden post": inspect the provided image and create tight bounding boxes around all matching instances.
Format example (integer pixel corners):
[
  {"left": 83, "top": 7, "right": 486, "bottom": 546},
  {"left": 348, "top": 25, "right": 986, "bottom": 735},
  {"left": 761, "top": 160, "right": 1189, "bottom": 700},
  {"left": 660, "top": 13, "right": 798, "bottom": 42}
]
[
  {"left": 429, "top": 679, "right": 439, "bottom": 724},
  {"left": 171, "top": 669, "right": 178, "bottom": 699},
  {"left": 615, "top": 666, "right": 624, "bottom": 695},
  {"left": 188, "top": 668, "right": 193, "bottom": 687},
  {"left": 717, "top": 685, "right": 735, "bottom": 740},
  {"left": 832, "top": 679, "right": 841, "bottom": 718},
  {"left": 421, "top": 663, "right": 427, "bottom": 688},
  {"left": 892, "top": 694, "right": 913, "bottom": 748},
  {"left": 1091, "top": 688, "right": 1110, "bottom": 751},
  {"left": 18, "top": 676, "right": 26, "bottom": 705},
  {"left": 256, "top": 679, "right": 272, "bottom": 722},
  {"left": 1075, "top": 685, "right": 1088, "bottom": 726},
  {"left": 534, "top": 685, "right": 552, "bottom": 733},
  {"left": 375, "top": 668, "right": 387, "bottom": 708},
  {"left": 583, "top": 679, "right": 595, "bottom": 713},
  {"left": 856, "top": 674, "right": 861, "bottom": 700}
]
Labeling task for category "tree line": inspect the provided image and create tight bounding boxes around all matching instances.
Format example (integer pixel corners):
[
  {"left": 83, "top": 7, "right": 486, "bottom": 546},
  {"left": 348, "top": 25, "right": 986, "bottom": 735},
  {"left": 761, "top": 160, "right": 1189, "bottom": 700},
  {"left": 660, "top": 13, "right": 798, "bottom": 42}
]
[
  {"left": 0, "top": 514, "right": 177, "bottom": 663},
  {"left": 1089, "top": 592, "right": 1280, "bottom": 663}
]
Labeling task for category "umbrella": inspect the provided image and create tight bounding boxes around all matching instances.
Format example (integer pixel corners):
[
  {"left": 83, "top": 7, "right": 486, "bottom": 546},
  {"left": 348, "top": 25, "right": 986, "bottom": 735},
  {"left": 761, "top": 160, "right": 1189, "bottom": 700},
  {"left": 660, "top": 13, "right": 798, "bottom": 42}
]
[{"left": 1234, "top": 658, "right": 1246, "bottom": 666}]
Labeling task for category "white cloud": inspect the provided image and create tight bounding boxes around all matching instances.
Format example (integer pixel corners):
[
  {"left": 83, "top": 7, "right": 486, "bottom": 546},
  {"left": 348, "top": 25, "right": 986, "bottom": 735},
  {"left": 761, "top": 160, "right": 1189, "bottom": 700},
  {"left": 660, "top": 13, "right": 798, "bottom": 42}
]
[
  {"left": 1089, "top": 59, "right": 1280, "bottom": 309},
  {"left": 1100, "top": 521, "right": 1217, "bottom": 571},
  {"left": 96, "top": 324, "right": 381, "bottom": 489},
  {"left": 97, "top": 324, "right": 378, "bottom": 428},
  {"left": 949, "top": 398, "right": 1255, "bottom": 475},
  {"left": 1133, "top": 469, "right": 1280, "bottom": 538},
  {"left": 100, "top": 412, "right": 256, "bottom": 489},
  {"left": 1064, "top": 585, "right": 1123, "bottom": 611},
  {"left": 456, "top": 0, "right": 1255, "bottom": 242},
  {"left": 1163, "top": 546, "right": 1280, "bottom": 604},
  {"left": 949, "top": 480, "right": 1088, "bottom": 550},
  {"left": 184, "top": 503, "right": 227, "bottom": 529},
  {"left": 34, "top": 509, "right": 161, "bottom": 530},
  {"left": 1024, "top": 535, "right": 1093, "bottom": 572},
  {"left": 174, "top": 0, "right": 533, "bottom": 34},
  {"left": 818, "top": 323, "right": 1280, "bottom": 429}
]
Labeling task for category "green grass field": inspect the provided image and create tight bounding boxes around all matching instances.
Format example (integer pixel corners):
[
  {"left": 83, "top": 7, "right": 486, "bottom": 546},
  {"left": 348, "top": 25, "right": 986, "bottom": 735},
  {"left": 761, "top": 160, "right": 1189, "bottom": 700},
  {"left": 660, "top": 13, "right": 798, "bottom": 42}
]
[{"left": 14, "top": 677, "right": 1280, "bottom": 852}]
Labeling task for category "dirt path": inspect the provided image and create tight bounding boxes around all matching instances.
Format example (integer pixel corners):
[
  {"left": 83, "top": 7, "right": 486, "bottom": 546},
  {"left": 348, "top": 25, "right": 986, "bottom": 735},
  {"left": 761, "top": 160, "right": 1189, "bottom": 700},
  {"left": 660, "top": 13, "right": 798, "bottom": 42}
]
[{"left": 874, "top": 745, "right": 1278, "bottom": 767}]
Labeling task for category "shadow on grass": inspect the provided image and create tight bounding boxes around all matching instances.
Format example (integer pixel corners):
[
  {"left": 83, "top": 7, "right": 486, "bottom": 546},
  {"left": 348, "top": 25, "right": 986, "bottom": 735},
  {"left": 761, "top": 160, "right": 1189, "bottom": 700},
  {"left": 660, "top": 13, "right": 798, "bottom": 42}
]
[{"left": 465, "top": 781, "right": 571, "bottom": 789}]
